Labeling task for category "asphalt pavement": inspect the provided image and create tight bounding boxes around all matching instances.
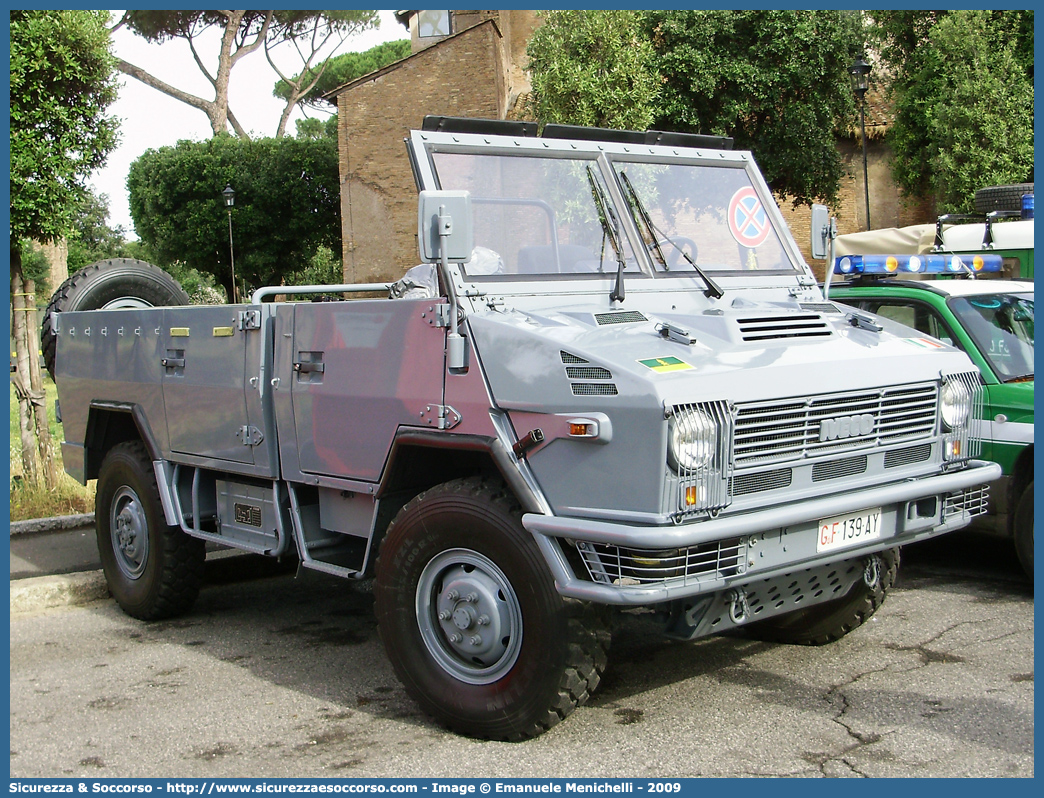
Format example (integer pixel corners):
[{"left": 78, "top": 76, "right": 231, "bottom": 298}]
[{"left": 9, "top": 526, "right": 1033, "bottom": 779}]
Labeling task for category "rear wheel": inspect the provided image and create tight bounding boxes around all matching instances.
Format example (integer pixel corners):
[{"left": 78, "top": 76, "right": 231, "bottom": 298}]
[
  {"left": 745, "top": 549, "right": 899, "bottom": 646},
  {"left": 96, "top": 441, "right": 205, "bottom": 620},
  {"left": 1013, "top": 482, "right": 1033, "bottom": 580},
  {"left": 374, "top": 477, "right": 610, "bottom": 740},
  {"left": 42, "top": 259, "right": 190, "bottom": 379}
]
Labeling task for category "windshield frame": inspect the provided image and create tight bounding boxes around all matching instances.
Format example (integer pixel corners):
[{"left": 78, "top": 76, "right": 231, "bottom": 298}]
[{"left": 409, "top": 129, "right": 812, "bottom": 286}]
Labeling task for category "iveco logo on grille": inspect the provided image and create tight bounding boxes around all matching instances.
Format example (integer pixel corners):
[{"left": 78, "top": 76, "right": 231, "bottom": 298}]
[{"left": 819, "top": 413, "right": 875, "bottom": 442}]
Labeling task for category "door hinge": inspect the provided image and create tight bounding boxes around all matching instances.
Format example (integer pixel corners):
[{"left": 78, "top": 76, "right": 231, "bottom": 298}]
[
  {"left": 433, "top": 303, "right": 453, "bottom": 328},
  {"left": 419, "top": 404, "right": 461, "bottom": 430},
  {"left": 237, "top": 425, "right": 265, "bottom": 446},
  {"left": 238, "top": 309, "right": 261, "bottom": 331}
]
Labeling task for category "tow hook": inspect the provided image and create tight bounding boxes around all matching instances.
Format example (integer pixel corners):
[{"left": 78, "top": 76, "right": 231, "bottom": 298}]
[
  {"left": 726, "top": 588, "right": 750, "bottom": 625},
  {"left": 863, "top": 555, "right": 882, "bottom": 590}
]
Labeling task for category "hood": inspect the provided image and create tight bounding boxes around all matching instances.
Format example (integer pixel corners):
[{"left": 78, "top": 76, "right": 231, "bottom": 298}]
[{"left": 469, "top": 295, "right": 979, "bottom": 413}]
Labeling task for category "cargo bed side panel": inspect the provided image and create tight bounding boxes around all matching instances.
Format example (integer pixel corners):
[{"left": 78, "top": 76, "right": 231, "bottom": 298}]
[
  {"left": 161, "top": 306, "right": 254, "bottom": 466},
  {"left": 55, "top": 307, "right": 171, "bottom": 456}
]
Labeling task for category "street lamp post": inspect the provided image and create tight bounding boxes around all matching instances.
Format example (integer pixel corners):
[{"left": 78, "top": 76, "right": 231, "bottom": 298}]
[
  {"left": 849, "top": 58, "right": 872, "bottom": 231},
  {"left": 222, "top": 184, "right": 238, "bottom": 303}
]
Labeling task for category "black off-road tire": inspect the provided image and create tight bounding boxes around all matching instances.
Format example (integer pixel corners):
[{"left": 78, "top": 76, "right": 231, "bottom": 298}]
[
  {"left": 745, "top": 549, "right": 900, "bottom": 646},
  {"left": 973, "top": 183, "right": 1034, "bottom": 215},
  {"left": 96, "top": 441, "right": 205, "bottom": 620},
  {"left": 41, "top": 259, "right": 190, "bottom": 380},
  {"left": 374, "top": 476, "right": 611, "bottom": 741},
  {"left": 1013, "top": 481, "right": 1033, "bottom": 581}
]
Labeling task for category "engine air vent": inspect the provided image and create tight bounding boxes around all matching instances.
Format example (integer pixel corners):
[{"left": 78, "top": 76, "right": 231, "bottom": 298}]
[
  {"left": 731, "top": 468, "right": 793, "bottom": 496},
  {"left": 566, "top": 366, "right": 613, "bottom": 380},
  {"left": 561, "top": 351, "right": 589, "bottom": 364},
  {"left": 737, "top": 314, "right": 832, "bottom": 342},
  {"left": 800, "top": 302, "right": 843, "bottom": 314},
  {"left": 595, "top": 311, "right": 648, "bottom": 325},
  {"left": 572, "top": 383, "right": 619, "bottom": 396},
  {"left": 811, "top": 455, "right": 868, "bottom": 482},
  {"left": 884, "top": 443, "right": 933, "bottom": 469}
]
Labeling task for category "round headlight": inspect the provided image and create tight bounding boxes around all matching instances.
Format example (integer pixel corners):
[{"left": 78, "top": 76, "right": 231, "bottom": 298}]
[
  {"left": 940, "top": 379, "right": 971, "bottom": 430},
  {"left": 669, "top": 409, "right": 717, "bottom": 470}
]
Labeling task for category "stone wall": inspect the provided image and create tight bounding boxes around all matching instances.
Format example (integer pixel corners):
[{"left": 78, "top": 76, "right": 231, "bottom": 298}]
[{"left": 778, "top": 139, "right": 935, "bottom": 281}]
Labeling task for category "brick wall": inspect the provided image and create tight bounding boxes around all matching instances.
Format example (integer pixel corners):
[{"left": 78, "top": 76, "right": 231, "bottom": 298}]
[{"left": 335, "top": 21, "right": 505, "bottom": 284}]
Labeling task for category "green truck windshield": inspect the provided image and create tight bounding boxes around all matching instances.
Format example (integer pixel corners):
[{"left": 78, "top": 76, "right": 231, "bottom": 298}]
[{"left": 948, "top": 292, "right": 1034, "bottom": 382}]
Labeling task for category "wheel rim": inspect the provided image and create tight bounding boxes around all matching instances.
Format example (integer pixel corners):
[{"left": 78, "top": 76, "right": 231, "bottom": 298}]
[
  {"left": 416, "top": 548, "right": 522, "bottom": 685},
  {"left": 101, "top": 297, "right": 154, "bottom": 310},
  {"left": 110, "top": 486, "right": 150, "bottom": 580}
]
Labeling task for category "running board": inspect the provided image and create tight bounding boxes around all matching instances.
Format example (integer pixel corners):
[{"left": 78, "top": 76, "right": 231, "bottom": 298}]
[{"left": 285, "top": 484, "right": 374, "bottom": 579}]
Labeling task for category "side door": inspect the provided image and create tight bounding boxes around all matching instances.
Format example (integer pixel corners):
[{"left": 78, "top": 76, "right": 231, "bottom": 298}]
[{"left": 289, "top": 298, "right": 448, "bottom": 482}]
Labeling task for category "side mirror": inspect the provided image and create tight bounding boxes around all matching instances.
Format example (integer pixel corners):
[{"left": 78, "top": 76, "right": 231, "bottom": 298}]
[
  {"left": 418, "top": 190, "right": 474, "bottom": 263},
  {"left": 810, "top": 204, "right": 831, "bottom": 260}
]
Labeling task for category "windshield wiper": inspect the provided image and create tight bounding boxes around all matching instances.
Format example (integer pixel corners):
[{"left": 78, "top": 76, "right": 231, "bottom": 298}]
[
  {"left": 586, "top": 165, "right": 627, "bottom": 304},
  {"left": 619, "top": 171, "right": 670, "bottom": 271},
  {"left": 619, "top": 170, "right": 724, "bottom": 299}
]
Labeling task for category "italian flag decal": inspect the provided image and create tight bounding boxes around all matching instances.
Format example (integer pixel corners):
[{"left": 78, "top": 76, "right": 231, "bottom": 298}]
[
  {"left": 638, "top": 356, "right": 694, "bottom": 373},
  {"left": 905, "top": 337, "right": 945, "bottom": 349}
]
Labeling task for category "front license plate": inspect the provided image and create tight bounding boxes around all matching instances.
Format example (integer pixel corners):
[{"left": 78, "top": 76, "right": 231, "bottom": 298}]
[{"left": 817, "top": 507, "right": 882, "bottom": 553}]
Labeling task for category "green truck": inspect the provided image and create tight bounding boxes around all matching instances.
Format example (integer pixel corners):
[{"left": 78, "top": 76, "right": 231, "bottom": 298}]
[{"left": 828, "top": 254, "right": 1033, "bottom": 578}]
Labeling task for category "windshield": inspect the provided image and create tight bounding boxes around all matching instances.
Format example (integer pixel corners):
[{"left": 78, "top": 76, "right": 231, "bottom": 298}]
[
  {"left": 430, "top": 151, "right": 640, "bottom": 278},
  {"left": 948, "top": 293, "right": 1034, "bottom": 382},
  {"left": 611, "top": 160, "right": 798, "bottom": 273},
  {"left": 429, "top": 149, "right": 799, "bottom": 279}
]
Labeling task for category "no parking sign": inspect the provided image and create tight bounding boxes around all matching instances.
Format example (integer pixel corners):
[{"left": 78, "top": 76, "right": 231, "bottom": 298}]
[{"left": 728, "top": 186, "right": 770, "bottom": 248}]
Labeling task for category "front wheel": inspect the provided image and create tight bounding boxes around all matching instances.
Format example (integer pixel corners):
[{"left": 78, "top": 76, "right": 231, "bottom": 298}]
[
  {"left": 374, "top": 477, "right": 610, "bottom": 740},
  {"left": 96, "top": 441, "right": 205, "bottom": 620},
  {"left": 1013, "top": 482, "right": 1033, "bottom": 580},
  {"left": 744, "top": 549, "right": 899, "bottom": 646}
]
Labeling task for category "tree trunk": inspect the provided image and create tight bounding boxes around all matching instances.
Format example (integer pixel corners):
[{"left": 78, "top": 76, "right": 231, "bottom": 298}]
[
  {"left": 11, "top": 256, "right": 59, "bottom": 489},
  {"left": 11, "top": 255, "right": 40, "bottom": 484},
  {"left": 37, "top": 237, "right": 69, "bottom": 294}
]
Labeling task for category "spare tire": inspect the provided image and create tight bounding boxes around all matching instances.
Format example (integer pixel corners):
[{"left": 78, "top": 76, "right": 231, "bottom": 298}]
[
  {"left": 973, "top": 183, "right": 1034, "bottom": 214},
  {"left": 42, "top": 259, "right": 191, "bottom": 380}
]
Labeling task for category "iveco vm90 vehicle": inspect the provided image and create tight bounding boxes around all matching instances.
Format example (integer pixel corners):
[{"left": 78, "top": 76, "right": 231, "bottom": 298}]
[{"left": 49, "top": 117, "right": 1000, "bottom": 740}]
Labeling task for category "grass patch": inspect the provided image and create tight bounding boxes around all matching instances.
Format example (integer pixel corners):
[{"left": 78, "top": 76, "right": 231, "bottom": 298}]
[{"left": 10, "top": 376, "right": 96, "bottom": 521}]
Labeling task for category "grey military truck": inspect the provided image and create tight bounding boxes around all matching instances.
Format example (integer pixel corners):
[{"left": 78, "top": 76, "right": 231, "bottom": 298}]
[{"left": 49, "top": 117, "right": 1000, "bottom": 741}]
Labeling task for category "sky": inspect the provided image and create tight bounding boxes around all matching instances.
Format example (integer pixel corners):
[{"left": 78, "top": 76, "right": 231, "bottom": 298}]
[{"left": 92, "top": 10, "right": 406, "bottom": 237}]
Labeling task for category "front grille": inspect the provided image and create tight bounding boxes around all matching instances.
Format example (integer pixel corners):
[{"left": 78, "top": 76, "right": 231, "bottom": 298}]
[
  {"left": 731, "top": 468, "right": 792, "bottom": 496},
  {"left": 734, "top": 383, "right": 938, "bottom": 467},
  {"left": 575, "top": 538, "right": 745, "bottom": 586},
  {"left": 572, "top": 383, "right": 618, "bottom": 396},
  {"left": 595, "top": 311, "right": 648, "bottom": 325},
  {"left": 737, "top": 314, "right": 832, "bottom": 341},
  {"left": 944, "top": 484, "right": 990, "bottom": 519},
  {"left": 812, "top": 455, "right": 868, "bottom": 482},
  {"left": 884, "top": 443, "right": 933, "bottom": 469},
  {"left": 566, "top": 366, "right": 613, "bottom": 380}
]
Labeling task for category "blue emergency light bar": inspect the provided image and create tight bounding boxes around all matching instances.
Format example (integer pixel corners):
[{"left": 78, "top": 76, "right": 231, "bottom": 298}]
[{"left": 833, "top": 253, "right": 1003, "bottom": 276}]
